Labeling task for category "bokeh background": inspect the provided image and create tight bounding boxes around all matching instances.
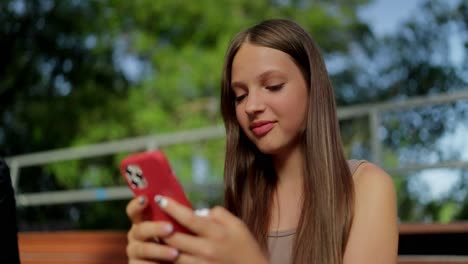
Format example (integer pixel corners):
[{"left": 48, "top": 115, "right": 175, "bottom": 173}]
[{"left": 1, "top": 0, "right": 467, "bottom": 232}]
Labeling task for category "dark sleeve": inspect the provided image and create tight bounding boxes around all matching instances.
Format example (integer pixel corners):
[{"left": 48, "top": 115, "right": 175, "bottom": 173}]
[{"left": 0, "top": 158, "right": 20, "bottom": 264}]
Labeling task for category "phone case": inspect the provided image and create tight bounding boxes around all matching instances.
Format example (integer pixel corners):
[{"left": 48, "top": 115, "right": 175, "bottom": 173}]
[{"left": 120, "top": 150, "right": 193, "bottom": 234}]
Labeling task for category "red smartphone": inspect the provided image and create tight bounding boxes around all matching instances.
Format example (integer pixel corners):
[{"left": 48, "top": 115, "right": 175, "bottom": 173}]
[{"left": 120, "top": 150, "right": 193, "bottom": 234}]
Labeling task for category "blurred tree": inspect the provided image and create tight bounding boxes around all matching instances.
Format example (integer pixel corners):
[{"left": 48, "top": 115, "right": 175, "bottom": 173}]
[
  {"left": 1, "top": 0, "right": 467, "bottom": 230},
  {"left": 335, "top": 0, "right": 468, "bottom": 222},
  {"left": 1, "top": 0, "right": 371, "bottom": 230},
  {"left": 0, "top": 0, "right": 133, "bottom": 229},
  {"left": 0, "top": 0, "right": 130, "bottom": 155}
]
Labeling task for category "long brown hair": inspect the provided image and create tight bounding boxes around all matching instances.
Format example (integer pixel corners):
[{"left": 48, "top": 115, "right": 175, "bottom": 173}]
[{"left": 220, "top": 19, "right": 354, "bottom": 264}]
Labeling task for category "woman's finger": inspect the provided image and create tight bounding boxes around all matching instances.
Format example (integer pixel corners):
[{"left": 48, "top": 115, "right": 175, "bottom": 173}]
[
  {"left": 174, "top": 253, "right": 211, "bottom": 264},
  {"left": 127, "top": 239, "right": 179, "bottom": 261},
  {"left": 126, "top": 196, "right": 148, "bottom": 224},
  {"left": 209, "top": 206, "right": 243, "bottom": 228},
  {"left": 130, "top": 221, "right": 175, "bottom": 241},
  {"left": 154, "top": 195, "right": 221, "bottom": 238},
  {"left": 129, "top": 259, "right": 160, "bottom": 264},
  {"left": 163, "top": 232, "right": 213, "bottom": 259}
]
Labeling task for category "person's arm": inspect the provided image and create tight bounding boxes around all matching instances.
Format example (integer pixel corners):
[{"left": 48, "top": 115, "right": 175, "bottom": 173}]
[{"left": 343, "top": 162, "right": 399, "bottom": 264}]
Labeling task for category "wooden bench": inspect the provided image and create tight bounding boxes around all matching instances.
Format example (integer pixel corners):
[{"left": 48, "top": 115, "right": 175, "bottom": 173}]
[
  {"left": 399, "top": 222, "right": 468, "bottom": 256},
  {"left": 18, "top": 222, "right": 468, "bottom": 264},
  {"left": 399, "top": 256, "right": 468, "bottom": 264},
  {"left": 18, "top": 232, "right": 127, "bottom": 264}
]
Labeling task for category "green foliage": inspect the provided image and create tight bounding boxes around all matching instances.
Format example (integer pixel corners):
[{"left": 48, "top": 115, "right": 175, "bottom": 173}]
[
  {"left": 336, "top": 0, "right": 468, "bottom": 223},
  {"left": 2, "top": 0, "right": 468, "bottom": 230},
  {"left": 2, "top": 0, "right": 370, "bottom": 230}
]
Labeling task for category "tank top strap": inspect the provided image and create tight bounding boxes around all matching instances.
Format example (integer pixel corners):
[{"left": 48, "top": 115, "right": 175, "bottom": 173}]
[{"left": 347, "top": 159, "right": 367, "bottom": 175}]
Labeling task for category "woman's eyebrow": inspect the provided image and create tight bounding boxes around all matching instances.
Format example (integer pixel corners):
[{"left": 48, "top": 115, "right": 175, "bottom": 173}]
[
  {"left": 230, "top": 81, "right": 247, "bottom": 89},
  {"left": 231, "top": 70, "right": 284, "bottom": 88},
  {"left": 258, "top": 70, "right": 284, "bottom": 82}
]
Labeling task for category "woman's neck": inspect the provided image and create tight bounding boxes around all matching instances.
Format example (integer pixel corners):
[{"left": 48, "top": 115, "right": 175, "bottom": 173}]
[
  {"left": 272, "top": 145, "right": 304, "bottom": 188},
  {"left": 269, "top": 145, "right": 304, "bottom": 231}
]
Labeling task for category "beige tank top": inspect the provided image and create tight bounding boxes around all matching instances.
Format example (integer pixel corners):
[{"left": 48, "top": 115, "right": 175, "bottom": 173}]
[{"left": 267, "top": 159, "right": 366, "bottom": 264}]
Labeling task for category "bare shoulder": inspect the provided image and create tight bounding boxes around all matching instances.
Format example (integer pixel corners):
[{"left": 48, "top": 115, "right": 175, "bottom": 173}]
[
  {"left": 343, "top": 162, "right": 399, "bottom": 264},
  {"left": 352, "top": 162, "right": 396, "bottom": 196},
  {"left": 351, "top": 162, "right": 397, "bottom": 227}
]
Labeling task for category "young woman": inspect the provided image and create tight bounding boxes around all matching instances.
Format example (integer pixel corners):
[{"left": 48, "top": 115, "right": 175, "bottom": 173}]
[{"left": 126, "top": 19, "right": 398, "bottom": 264}]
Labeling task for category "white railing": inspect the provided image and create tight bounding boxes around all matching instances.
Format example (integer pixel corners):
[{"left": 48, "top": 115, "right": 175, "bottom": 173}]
[{"left": 5, "top": 89, "right": 468, "bottom": 207}]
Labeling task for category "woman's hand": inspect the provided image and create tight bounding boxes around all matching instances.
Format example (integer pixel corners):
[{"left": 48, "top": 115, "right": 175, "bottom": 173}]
[
  {"left": 126, "top": 196, "right": 180, "bottom": 263},
  {"left": 156, "top": 195, "right": 269, "bottom": 264}
]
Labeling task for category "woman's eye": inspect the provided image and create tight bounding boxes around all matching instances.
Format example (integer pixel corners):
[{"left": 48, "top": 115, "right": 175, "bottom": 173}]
[
  {"left": 235, "top": 94, "right": 246, "bottom": 103},
  {"left": 266, "top": 83, "right": 284, "bottom": 91}
]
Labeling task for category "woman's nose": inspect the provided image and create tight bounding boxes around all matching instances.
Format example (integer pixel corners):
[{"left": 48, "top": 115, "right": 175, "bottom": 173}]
[{"left": 244, "top": 91, "right": 265, "bottom": 115}]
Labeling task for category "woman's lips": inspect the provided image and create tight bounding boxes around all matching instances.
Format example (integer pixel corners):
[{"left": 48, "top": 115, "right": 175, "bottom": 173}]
[{"left": 250, "top": 121, "right": 276, "bottom": 136}]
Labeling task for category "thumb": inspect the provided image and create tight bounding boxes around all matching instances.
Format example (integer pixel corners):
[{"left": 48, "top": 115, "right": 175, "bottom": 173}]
[{"left": 126, "top": 196, "right": 148, "bottom": 224}]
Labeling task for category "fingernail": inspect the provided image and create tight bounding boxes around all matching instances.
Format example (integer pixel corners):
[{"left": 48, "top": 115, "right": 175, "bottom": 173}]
[
  {"left": 138, "top": 196, "right": 146, "bottom": 205},
  {"left": 170, "top": 248, "right": 179, "bottom": 258},
  {"left": 194, "top": 208, "right": 210, "bottom": 217},
  {"left": 165, "top": 224, "right": 173, "bottom": 233},
  {"left": 154, "top": 195, "right": 168, "bottom": 208}
]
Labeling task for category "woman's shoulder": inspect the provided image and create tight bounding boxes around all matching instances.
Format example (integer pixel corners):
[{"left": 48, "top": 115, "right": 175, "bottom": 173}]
[
  {"left": 346, "top": 160, "right": 397, "bottom": 215},
  {"left": 350, "top": 161, "right": 394, "bottom": 191},
  {"left": 345, "top": 160, "right": 397, "bottom": 217},
  {"left": 350, "top": 161, "right": 397, "bottom": 227},
  {"left": 344, "top": 161, "right": 399, "bottom": 263}
]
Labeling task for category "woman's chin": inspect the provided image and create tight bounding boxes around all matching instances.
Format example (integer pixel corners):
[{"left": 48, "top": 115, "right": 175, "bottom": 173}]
[{"left": 255, "top": 143, "right": 281, "bottom": 155}]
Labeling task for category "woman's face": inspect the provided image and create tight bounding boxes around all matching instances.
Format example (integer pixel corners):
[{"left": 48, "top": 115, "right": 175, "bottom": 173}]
[{"left": 231, "top": 42, "right": 309, "bottom": 155}]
